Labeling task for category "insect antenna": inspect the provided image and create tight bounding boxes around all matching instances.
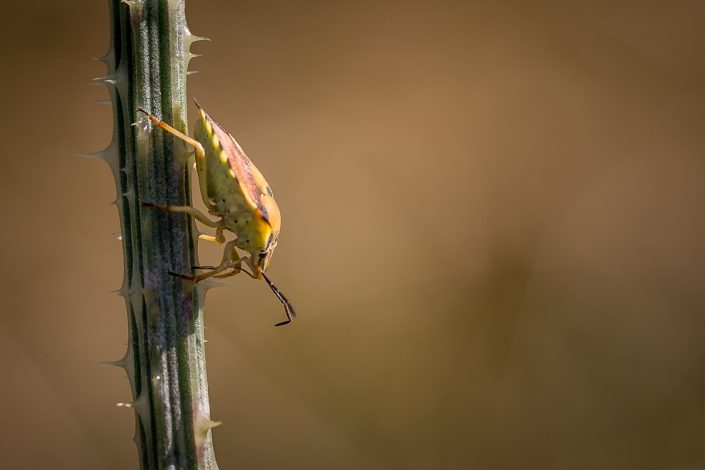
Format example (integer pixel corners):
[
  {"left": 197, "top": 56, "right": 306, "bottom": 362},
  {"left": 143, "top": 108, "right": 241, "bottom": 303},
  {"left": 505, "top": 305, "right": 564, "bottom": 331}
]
[{"left": 262, "top": 272, "right": 297, "bottom": 327}]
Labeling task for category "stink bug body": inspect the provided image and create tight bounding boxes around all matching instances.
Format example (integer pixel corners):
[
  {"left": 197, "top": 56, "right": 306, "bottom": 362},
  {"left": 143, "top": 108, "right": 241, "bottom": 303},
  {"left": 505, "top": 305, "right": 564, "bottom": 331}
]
[{"left": 138, "top": 102, "right": 296, "bottom": 326}]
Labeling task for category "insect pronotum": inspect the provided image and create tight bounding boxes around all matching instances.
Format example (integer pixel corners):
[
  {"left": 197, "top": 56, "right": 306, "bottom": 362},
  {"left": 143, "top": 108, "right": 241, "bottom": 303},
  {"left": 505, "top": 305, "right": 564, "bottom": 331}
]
[{"left": 137, "top": 101, "right": 296, "bottom": 326}]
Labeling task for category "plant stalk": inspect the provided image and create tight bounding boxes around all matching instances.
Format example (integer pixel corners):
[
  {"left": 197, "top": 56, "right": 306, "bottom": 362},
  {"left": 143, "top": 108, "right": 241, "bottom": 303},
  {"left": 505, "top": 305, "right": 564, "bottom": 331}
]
[{"left": 96, "top": 0, "right": 217, "bottom": 468}]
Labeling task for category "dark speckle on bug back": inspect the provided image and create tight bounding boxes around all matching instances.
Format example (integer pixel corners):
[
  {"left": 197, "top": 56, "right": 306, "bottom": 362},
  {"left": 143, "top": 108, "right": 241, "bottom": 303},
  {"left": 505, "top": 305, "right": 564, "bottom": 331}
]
[{"left": 258, "top": 202, "right": 270, "bottom": 223}]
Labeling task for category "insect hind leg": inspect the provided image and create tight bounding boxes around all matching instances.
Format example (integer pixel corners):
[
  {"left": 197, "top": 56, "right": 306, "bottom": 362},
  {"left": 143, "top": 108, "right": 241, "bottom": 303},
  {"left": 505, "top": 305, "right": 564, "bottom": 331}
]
[{"left": 136, "top": 108, "right": 215, "bottom": 211}]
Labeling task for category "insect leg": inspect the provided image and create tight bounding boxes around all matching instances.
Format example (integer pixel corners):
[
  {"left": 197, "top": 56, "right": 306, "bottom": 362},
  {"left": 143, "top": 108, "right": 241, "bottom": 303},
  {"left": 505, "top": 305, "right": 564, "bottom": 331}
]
[
  {"left": 143, "top": 203, "right": 219, "bottom": 228},
  {"left": 198, "top": 226, "right": 225, "bottom": 244},
  {"left": 171, "top": 240, "right": 246, "bottom": 282},
  {"left": 198, "top": 234, "right": 220, "bottom": 243},
  {"left": 136, "top": 108, "right": 216, "bottom": 211},
  {"left": 212, "top": 264, "right": 258, "bottom": 280}
]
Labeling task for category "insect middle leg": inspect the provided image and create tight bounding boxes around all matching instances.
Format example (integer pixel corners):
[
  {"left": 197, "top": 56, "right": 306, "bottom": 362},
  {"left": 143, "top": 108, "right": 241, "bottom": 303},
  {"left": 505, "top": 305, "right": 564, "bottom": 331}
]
[
  {"left": 137, "top": 108, "right": 215, "bottom": 211},
  {"left": 143, "top": 203, "right": 220, "bottom": 228},
  {"left": 198, "top": 225, "right": 226, "bottom": 245}
]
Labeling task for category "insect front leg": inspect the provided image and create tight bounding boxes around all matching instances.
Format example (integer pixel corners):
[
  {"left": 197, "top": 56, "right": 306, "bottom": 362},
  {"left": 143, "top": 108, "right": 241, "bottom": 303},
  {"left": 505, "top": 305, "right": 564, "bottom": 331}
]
[
  {"left": 212, "top": 257, "right": 258, "bottom": 280},
  {"left": 137, "top": 108, "right": 216, "bottom": 211},
  {"left": 171, "top": 240, "right": 247, "bottom": 282}
]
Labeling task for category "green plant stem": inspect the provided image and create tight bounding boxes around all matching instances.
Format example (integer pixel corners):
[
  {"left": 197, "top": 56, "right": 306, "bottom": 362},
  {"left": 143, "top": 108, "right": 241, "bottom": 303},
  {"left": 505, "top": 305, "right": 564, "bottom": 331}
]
[{"left": 97, "top": 0, "right": 217, "bottom": 468}]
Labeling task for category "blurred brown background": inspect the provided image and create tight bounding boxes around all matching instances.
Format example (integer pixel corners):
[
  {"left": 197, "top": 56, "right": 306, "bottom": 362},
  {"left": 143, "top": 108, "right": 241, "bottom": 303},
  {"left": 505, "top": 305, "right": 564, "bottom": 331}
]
[{"left": 1, "top": 1, "right": 704, "bottom": 469}]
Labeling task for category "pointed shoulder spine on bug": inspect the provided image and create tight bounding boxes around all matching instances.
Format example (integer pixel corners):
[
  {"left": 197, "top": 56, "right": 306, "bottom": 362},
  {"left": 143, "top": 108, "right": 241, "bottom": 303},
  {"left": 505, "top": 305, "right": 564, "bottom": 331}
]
[{"left": 137, "top": 101, "right": 296, "bottom": 326}]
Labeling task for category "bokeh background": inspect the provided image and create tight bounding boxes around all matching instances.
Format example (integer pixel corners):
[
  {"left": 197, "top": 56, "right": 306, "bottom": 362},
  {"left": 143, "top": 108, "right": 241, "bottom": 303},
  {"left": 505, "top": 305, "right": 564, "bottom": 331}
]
[{"left": 1, "top": 1, "right": 704, "bottom": 468}]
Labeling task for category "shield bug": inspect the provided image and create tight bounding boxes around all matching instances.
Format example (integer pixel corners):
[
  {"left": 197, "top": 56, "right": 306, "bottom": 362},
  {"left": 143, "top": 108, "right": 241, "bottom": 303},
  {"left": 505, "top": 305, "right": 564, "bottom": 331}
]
[{"left": 137, "top": 102, "right": 296, "bottom": 326}]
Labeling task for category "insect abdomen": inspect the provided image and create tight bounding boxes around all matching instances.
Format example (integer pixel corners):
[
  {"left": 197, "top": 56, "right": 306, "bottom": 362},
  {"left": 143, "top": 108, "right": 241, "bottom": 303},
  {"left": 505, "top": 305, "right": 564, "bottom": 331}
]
[{"left": 194, "top": 114, "right": 250, "bottom": 215}]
